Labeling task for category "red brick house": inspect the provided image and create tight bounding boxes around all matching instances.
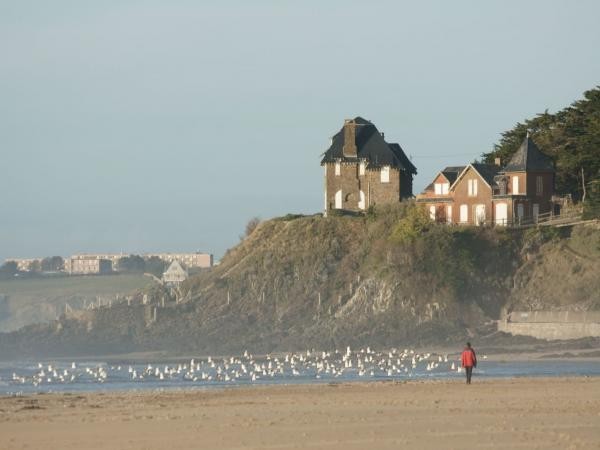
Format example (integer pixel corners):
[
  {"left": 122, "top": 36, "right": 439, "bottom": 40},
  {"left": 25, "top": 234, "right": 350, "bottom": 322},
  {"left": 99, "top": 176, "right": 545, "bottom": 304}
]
[
  {"left": 321, "top": 117, "right": 417, "bottom": 214},
  {"left": 416, "top": 135, "right": 555, "bottom": 225}
]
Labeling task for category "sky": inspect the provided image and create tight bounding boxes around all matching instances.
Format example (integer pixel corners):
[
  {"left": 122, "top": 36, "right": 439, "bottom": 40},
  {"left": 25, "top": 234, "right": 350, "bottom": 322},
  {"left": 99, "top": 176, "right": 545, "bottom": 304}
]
[{"left": 1, "top": 0, "right": 600, "bottom": 261}]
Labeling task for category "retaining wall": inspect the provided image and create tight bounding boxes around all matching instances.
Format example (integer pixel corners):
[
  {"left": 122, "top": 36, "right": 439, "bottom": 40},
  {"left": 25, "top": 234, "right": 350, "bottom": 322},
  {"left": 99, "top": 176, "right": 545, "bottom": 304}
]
[
  {"left": 498, "top": 310, "right": 600, "bottom": 340},
  {"left": 498, "top": 320, "right": 600, "bottom": 340}
]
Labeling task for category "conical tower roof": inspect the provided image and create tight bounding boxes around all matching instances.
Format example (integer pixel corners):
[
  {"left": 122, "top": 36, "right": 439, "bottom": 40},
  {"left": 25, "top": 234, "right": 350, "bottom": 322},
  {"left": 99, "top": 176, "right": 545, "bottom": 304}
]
[{"left": 503, "top": 135, "right": 554, "bottom": 172}]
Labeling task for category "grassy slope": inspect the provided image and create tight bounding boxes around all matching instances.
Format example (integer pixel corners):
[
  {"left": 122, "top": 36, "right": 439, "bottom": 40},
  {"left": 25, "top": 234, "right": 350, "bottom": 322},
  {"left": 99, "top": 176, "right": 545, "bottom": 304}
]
[{"left": 0, "top": 274, "right": 153, "bottom": 332}]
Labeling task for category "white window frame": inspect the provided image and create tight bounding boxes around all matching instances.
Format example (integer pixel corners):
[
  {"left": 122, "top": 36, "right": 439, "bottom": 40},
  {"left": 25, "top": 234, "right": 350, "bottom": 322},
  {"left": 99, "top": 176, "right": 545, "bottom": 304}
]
[
  {"left": 429, "top": 205, "right": 436, "bottom": 221},
  {"left": 434, "top": 183, "right": 442, "bottom": 195},
  {"left": 442, "top": 183, "right": 449, "bottom": 195},
  {"left": 335, "top": 162, "right": 341, "bottom": 176},
  {"left": 460, "top": 204, "right": 468, "bottom": 223},
  {"left": 358, "top": 190, "right": 366, "bottom": 210},
  {"left": 380, "top": 166, "right": 390, "bottom": 183},
  {"left": 446, "top": 205, "right": 453, "bottom": 223},
  {"left": 334, "top": 190, "right": 342, "bottom": 209},
  {"left": 495, "top": 203, "right": 508, "bottom": 226},
  {"left": 359, "top": 161, "right": 366, "bottom": 176},
  {"left": 512, "top": 176, "right": 519, "bottom": 195},
  {"left": 468, "top": 179, "right": 478, "bottom": 197},
  {"left": 474, "top": 204, "right": 486, "bottom": 226}
]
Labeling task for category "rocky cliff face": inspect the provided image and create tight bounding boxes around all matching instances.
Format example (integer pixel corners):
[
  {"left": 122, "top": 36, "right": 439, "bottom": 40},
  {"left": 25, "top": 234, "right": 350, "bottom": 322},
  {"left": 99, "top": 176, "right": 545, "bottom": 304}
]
[{"left": 1, "top": 206, "right": 599, "bottom": 358}]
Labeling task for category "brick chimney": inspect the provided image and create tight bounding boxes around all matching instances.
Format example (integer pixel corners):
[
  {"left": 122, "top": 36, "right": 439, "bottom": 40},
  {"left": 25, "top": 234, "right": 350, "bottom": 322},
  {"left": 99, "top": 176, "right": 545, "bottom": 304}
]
[
  {"left": 342, "top": 119, "right": 357, "bottom": 157},
  {"left": 494, "top": 157, "right": 501, "bottom": 166}
]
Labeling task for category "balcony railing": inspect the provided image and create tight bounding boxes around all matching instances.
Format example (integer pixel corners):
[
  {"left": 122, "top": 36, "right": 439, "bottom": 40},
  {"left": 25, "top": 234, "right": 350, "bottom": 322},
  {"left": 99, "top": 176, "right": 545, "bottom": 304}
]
[{"left": 443, "top": 208, "right": 583, "bottom": 228}]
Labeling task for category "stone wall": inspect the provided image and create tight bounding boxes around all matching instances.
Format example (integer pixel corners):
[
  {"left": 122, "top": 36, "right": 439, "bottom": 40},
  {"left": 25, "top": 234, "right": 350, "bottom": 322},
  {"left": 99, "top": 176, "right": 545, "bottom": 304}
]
[
  {"left": 498, "top": 310, "right": 600, "bottom": 340},
  {"left": 498, "top": 320, "right": 600, "bottom": 340},
  {"left": 324, "top": 162, "right": 402, "bottom": 213}
]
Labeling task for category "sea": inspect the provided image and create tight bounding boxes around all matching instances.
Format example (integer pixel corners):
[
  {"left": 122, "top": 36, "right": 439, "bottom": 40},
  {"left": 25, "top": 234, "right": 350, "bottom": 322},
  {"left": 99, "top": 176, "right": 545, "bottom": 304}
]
[{"left": 1, "top": 353, "right": 599, "bottom": 396}]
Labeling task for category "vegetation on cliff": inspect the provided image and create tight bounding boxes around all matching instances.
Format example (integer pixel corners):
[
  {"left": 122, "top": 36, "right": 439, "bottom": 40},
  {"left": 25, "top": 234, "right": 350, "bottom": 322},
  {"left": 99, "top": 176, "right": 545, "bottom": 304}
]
[{"left": 4, "top": 204, "right": 598, "bottom": 359}]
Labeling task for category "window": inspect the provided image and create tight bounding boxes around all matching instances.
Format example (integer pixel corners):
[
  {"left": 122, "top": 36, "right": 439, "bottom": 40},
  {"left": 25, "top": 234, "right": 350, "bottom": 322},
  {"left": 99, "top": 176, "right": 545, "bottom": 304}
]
[
  {"left": 335, "top": 162, "right": 341, "bottom": 176},
  {"left": 429, "top": 205, "right": 436, "bottom": 220},
  {"left": 434, "top": 182, "right": 449, "bottom": 195},
  {"left": 495, "top": 203, "right": 508, "bottom": 226},
  {"left": 380, "top": 166, "right": 390, "bottom": 183},
  {"left": 468, "top": 179, "right": 478, "bottom": 196},
  {"left": 334, "top": 190, "right": 342, "bottom": 209},
  {"left": 359, "top": 162, "right": 366, "bottom": 176},
  {"left": 474, "top": 204, "right": 486, "bottom": 226},
  {"left": 460, "top": 204, "right": 468, "bottom": 223},
  {"left": 512, "top": 176, "right": 519, "bottom": 195},
  {"left": 358, "top": 190, "right": 366, "bottom": 210},
  {"left": 536, "top": 176, "right": 543, "bottom": 195},
  {"left": 446, "top": 205, "right": 453, "bottom": 223}
]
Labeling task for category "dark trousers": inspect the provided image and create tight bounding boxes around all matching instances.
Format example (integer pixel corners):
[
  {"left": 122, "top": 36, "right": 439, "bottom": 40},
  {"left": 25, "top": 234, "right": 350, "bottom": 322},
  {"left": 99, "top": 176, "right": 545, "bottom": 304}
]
[{"left": 465, "top": 366, "right": 473, "bottom": 384}]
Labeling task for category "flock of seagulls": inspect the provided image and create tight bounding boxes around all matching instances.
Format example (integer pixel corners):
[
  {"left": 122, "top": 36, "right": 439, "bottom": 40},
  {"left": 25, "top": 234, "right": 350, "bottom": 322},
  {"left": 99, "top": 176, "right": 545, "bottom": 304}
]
[{"left": 4, "top": 347, "right": 487, "bottom": 390}]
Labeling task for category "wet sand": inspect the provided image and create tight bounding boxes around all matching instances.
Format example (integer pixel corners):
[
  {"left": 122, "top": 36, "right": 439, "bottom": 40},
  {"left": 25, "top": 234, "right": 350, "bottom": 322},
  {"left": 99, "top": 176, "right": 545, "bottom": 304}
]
[{"left": 1, "top": 378, "right": 599, "bottom": 449}]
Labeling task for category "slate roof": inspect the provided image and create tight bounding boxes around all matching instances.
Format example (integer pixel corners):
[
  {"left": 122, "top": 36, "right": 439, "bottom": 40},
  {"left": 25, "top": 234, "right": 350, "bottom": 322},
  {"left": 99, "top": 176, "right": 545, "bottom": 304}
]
[
  {"left": 503, "top": 136, "right": 554, "bottom": 172},
  {"left": 471, "top": 163, "right": 502, "bottom": 186},
  {"left": 388, "top": 143, "right": 417, "bottom": 175},
  {"left": 441, "top": 166, "right": 466, "bottom": 185},
  {"left": 320, "top": 117, "right": 417, "bottom": 174}
]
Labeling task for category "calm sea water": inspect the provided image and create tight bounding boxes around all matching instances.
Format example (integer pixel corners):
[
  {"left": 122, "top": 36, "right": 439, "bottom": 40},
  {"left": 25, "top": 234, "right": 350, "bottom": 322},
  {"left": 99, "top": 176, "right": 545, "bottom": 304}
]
[{"left": 1, "top": 356, "right": 599, "bottom": 396}]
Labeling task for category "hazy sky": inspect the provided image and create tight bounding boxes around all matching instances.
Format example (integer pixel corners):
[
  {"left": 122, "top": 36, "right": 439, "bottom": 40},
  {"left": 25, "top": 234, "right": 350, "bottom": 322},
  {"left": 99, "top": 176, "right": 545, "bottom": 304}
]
[{"left": 1, "top": 1, "right": 599, "bottom": 261}]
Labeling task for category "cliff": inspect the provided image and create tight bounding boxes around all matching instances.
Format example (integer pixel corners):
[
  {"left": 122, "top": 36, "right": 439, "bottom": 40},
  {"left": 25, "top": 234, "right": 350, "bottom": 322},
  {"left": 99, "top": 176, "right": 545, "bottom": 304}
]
[{"left": 1, "top": 204, "right": 599, "bottom": 358}]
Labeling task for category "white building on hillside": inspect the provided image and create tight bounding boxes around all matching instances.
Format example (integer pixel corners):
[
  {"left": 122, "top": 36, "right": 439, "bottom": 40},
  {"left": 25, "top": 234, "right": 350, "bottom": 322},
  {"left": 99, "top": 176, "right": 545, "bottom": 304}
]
[{"left": 162, "top": 260, "right": 188, "bottom": 285}]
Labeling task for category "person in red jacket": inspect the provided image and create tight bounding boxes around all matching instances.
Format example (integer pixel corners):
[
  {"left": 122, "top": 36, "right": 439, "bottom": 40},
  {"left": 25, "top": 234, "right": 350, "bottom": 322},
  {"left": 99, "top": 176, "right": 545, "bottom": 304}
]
[{"left": 461, "top": 342, "right": 477, "bottom": 384}]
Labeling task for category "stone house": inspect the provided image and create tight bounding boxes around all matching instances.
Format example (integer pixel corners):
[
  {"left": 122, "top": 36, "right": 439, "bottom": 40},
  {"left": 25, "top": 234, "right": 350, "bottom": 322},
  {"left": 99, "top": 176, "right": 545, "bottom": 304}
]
[
  {"left": 321, "top": 117, "right": 417, "bottom": 214},
  {"left": 416, "top": 135, "right": 555, "bottom": 225}
]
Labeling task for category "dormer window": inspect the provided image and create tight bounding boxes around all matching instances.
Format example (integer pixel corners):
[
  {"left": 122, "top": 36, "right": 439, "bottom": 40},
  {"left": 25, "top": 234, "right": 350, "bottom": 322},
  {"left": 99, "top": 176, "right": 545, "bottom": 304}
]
[
  {"left": 435, "top": 183, "right": 449, "bottom": 195},
  {"left": 380, "top": 166, "right": 390, "bottom": 183}
]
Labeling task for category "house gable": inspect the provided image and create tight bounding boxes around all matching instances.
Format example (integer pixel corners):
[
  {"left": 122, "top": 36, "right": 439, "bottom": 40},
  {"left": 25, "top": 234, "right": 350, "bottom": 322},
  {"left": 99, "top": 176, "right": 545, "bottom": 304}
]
[{"left": 451, "top": 164, "right": 499, "bottom": 192}]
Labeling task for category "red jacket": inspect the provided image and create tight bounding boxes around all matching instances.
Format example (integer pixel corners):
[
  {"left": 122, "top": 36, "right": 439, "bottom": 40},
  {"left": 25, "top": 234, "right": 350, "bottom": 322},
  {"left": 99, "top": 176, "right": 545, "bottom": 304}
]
[{"left": 461, "top": 348, "right": 477, "bottom": 368}]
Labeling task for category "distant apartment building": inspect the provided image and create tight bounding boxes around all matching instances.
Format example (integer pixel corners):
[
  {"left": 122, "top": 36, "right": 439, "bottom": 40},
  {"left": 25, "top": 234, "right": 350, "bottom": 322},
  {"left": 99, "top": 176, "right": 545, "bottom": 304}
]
[
  {"left": 8, "top": 251, "right": 213, "bottom": 275},
  {"left": 145, "top": 252, "right": 213, "bottom": 269},
  {"left": 4, "top": 258, "right": 43, "bottom": 272},
  {"left": 65, "top": 255, "right": 113, "bottom": 275}
]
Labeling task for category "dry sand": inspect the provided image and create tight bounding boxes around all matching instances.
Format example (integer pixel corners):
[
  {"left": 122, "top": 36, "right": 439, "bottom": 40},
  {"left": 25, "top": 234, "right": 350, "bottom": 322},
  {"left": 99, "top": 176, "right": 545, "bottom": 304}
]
[{"left": 1, "top": 378, "right": 599, "bottom": 449}]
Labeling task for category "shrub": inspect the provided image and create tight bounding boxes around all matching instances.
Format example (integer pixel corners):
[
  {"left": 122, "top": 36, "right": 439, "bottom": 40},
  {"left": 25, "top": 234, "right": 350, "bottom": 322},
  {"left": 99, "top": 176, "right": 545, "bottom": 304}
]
[
  {"left": 244, "top": 217, "right": 261, "bottom": 237},
  {"left": 390, "top": 204, "right": 431, "bottom": 243}
]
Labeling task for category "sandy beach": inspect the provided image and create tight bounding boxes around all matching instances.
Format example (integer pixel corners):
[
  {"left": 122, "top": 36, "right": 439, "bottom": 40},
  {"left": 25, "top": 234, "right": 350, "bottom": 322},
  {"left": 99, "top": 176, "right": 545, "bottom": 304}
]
[{"left": 0, "top": 378, "right": 599, "bottom": 450}]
